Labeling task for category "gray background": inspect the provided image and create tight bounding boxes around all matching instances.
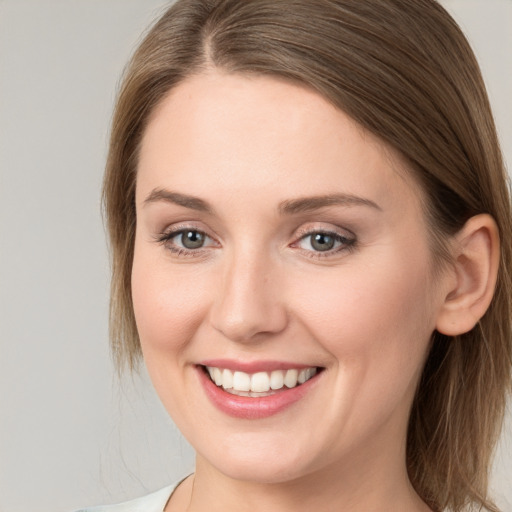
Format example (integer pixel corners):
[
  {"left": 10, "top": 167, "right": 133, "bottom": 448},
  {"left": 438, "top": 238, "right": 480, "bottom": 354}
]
[{"left": 0, "top": 1, "right": 510, "bottom": 511}]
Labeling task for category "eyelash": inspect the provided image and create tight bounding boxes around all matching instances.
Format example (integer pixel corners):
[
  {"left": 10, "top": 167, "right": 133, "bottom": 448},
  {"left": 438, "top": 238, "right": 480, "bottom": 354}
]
[
  {"left": 155, "top": 227, "right": 357, "bottom": 259},
  {"left": 155, "top": 227, "right": 215, "bottom": 258},
  {"left": 291, "top": 228, "right": 357, "bottom": 259}
]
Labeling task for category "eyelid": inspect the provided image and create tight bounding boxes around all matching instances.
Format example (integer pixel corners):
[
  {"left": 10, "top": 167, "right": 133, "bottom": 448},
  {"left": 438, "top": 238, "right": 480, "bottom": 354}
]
[
  {"left": 153, "top": 221, "right": 356, "bottom": 258},
  {"left": 290, "top": 224, "right": 357, "bottom": 257},
  {"left": 293, "top": 223, "right": 356, "bottom": 242},
  {"left": 154, "top": 223, "right": 220, "bottom": 255}
]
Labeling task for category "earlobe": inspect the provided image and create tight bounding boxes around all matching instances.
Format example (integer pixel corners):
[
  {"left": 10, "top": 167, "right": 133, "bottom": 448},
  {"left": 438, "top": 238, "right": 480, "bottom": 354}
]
[{"left": 436, "top": 214, "right": 500, "bottom": 336}]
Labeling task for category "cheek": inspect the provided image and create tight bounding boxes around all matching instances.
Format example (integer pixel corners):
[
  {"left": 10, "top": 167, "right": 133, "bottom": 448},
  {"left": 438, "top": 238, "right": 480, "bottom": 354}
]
[
  {"left": 130, "top": 247, "right": 213, "bottom": 423},
  {"left": 289, "top": 254, "right": 438, "bottom": 440},
  {"left": 131, "top": 247, "right": 210, "bottom": 357},
  {"left": 292, "top": 252, "right": 436, "bottom": 378}
]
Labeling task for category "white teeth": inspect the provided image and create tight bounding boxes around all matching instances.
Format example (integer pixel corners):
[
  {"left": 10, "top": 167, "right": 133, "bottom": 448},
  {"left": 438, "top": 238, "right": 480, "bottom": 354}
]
[
  {"left": 270, "top": 370, "right": 284, "bottom": 390},
  {"left": 297, "top": 367, "right": 318, "bottom": 384},
  {"left": 284, "top": 369, "right": 298, "bottom": 388},
  {"left": 222, "top": 368, "right": 233, "bottom": 389},
  {"left": 205, "top": 366, "right": 318, "bottom": 393},
  {"left": 213, "top": 367, "right": 222, "bottom": 386},
  {"left": 251, "top": 372, "right": 270, "bottom": 393},
  {"left": 233, "top": 371, "right": 251, "bottom": 392}
]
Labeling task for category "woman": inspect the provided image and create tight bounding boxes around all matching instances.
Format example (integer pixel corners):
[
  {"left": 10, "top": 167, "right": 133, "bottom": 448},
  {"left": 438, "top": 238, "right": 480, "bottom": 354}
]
[{"left": 83, "top": 0, "right": 512, "bottom": 510}]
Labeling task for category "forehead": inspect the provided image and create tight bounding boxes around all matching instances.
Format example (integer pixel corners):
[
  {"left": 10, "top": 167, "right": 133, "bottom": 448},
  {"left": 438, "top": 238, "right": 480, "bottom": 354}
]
[{"left": 137, "top": 71, "right": 423, "bottom": 212}]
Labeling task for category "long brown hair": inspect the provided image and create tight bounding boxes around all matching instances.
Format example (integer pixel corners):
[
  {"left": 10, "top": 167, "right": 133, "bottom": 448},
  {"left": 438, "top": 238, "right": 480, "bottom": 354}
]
[{"left": 103, "top": 1, "right": 512, "bottom": 510}]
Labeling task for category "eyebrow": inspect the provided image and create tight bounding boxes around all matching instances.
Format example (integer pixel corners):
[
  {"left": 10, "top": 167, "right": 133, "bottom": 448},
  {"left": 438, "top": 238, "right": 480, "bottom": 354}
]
[
  {"left": 143, "top": 188, "right": 213, "bottom": 213},
  {"left": 143, "top": 189, "right": 381, "bottom": 215},
  {"left": 278, "top": 194, "right": 381, "bottom": 215}
]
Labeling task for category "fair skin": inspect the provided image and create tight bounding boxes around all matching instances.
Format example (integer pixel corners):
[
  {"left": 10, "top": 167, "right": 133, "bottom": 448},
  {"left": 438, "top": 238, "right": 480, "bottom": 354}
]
[{"left": 132, "top": 71, "right": 498, "bottom": 512}]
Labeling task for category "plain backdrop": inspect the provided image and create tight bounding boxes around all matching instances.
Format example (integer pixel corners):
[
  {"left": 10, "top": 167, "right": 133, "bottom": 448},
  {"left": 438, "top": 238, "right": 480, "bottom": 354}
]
[{"left": 0, "top": 1, "right": 510, "bottom": 511}]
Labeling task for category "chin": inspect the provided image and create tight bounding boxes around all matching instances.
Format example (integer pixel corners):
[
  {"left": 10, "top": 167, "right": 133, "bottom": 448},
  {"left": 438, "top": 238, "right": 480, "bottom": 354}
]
[
  {"left": 195, "top": 431, "right": 325, "bottom": 485},
  {"left": 208, "top": 457, "right": 312, "bottom": 485}
]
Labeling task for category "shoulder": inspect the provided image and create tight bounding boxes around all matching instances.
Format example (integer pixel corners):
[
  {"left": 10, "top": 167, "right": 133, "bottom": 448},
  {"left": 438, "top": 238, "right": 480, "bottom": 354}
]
[{"left": 74, "top": 483, "right": 177, "bottom": 512}]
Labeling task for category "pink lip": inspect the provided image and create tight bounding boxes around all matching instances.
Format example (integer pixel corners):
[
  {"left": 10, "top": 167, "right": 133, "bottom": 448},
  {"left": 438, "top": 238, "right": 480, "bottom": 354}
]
[
  {"left": 199, "top": 359, "right": 314, "bottom": 373},
  {"left": 196, "top": 365, "right": 321, "bottom": 420}
]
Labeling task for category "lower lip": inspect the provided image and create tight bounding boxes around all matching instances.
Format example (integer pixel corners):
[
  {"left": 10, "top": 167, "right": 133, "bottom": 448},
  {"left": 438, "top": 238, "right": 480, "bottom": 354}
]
[{"left": 197, "top": 367, "right": 320, "bottom": 419}]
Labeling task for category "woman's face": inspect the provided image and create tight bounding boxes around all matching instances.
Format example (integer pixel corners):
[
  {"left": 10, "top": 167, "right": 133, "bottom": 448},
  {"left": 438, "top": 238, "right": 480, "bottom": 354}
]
[{"left": 133, "top": 72, "right": 451, "bottom": 484}]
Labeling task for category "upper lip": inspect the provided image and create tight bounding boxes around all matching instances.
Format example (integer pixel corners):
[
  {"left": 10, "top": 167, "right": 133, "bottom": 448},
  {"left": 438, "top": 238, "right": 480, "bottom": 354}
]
[{"left": 198, "top": 359, "right": 320, "bottom": 373}]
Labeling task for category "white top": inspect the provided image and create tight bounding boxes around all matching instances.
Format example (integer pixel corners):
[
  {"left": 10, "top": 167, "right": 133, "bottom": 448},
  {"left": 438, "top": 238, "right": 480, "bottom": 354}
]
[{"left": 74, "top": 482, "right": 178, "bottom": 512}]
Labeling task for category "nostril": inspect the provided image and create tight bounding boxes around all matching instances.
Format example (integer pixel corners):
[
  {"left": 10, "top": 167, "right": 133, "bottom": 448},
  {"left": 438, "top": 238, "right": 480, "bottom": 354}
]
[{"left": 210, "top": 302, "right": 289, "bottom": 343}]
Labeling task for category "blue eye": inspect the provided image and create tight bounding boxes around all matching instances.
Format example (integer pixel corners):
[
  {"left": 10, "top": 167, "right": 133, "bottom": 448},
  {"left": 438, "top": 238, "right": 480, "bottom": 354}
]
[
  {"left": 177, "top": 230, "right": 206, "bottom": 249},
  {"left": 157, "top": 228, "right": 215, "bottom": 254},
  {"left": 309, "top": 233, "right": 336, "bottom": 251},
  {"left": 297, "top": 231, "right": 355, "bottom": 254}
]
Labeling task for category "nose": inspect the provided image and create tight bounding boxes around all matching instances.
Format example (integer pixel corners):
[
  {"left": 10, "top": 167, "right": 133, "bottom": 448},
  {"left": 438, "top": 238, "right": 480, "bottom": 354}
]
[{"left": 209, "top": 250, "right": 288, "bottom": 343}]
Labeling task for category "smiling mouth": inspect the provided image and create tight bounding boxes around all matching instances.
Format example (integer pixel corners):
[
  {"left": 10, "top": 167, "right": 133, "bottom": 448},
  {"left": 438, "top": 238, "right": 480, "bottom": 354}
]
[{"left": 202, "top": 366, "right": 320, "bottom": 397}]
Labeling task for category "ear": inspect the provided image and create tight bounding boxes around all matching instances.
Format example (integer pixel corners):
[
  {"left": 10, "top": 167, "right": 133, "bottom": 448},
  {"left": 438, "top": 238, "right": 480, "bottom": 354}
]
[{"left": 436, "top": 214, "right": 500, "bottom": 336}]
